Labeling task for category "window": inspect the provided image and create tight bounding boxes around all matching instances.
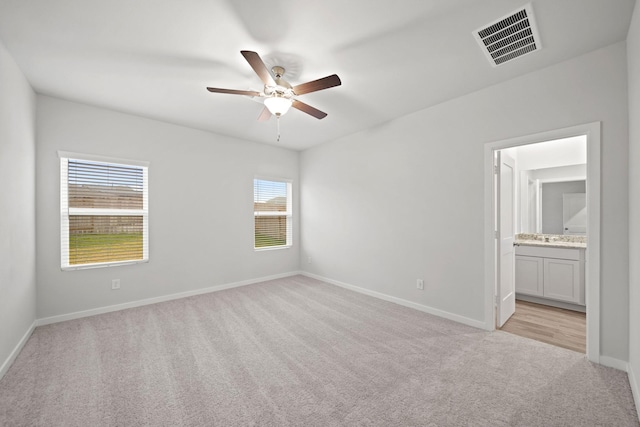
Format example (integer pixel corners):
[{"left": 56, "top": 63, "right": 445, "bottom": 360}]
[
  {"left": 59, "top": 152, "right": 149, "bottom": 269},
  {"left": 254, "top": 178, "right": 292, "bottom": 249}
]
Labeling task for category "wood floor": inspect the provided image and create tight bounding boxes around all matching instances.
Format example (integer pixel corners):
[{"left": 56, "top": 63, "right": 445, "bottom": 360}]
[{"left": 500, "top": 300, "right": 586, "bottom": 353}]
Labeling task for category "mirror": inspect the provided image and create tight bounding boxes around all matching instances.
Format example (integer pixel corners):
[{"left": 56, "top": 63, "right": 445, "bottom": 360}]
[
  {"left": 540, "top": 181, "right": 586, "bottom": 235},
  {"left": 519, "top": 165, "right": 586, "bottom": 235}
]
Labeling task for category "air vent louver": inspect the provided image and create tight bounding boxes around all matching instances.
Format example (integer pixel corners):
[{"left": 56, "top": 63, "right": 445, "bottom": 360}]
[{"left": 473, "top": 4, "right": 541, "bottom": 67}]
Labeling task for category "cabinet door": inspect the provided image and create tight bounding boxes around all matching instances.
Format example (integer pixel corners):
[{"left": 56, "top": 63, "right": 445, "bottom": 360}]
[
  {"left": 515, "top": 256, "right": 544, "bottom": 296},
  {"left": 543, "top": 258, "right": 581, "bottom": 304}
]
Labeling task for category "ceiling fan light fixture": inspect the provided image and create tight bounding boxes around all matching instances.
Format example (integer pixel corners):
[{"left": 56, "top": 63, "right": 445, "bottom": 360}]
[{"left": 264, "top": 96, "right": 292, "bottom": 116}]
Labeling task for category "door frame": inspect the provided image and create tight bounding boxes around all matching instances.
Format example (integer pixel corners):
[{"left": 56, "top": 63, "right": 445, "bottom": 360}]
[{"left": 483, "top": 122, "right": 601, "bottom": 363}]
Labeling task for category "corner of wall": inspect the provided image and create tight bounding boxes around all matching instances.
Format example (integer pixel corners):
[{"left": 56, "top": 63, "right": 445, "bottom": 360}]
[
  {"left": 0, "top": 36, "right": 37, "bottom": 380},
  {"left": 630, "top": 364, "right": 640, "bottom": 421},
  {"left": 627, "top": 0, "right": 640, "bottom": 419},
  {"left": 0, "top": 322, "right": 36, "bottom": 380}
]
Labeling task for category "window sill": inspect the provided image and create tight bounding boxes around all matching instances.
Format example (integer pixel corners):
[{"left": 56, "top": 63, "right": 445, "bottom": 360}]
[
  {"left": 61, "top": 259, "right": 149, "bottom": 271},
  {"left": 254, "top": 245, "right": 292, "bottom": 252}
]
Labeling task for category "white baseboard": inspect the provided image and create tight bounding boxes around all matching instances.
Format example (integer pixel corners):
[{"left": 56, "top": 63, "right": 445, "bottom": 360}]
[
  {"left": 515, "top": 294, "right": 586, "bottom": 313},
  {"left": 36, "top": 271, "right": 302, "bottom": 326},
  {"left": 0, "top": 320, "right": 36, "bottom": 381},
  {"left": 302, "top": 272, "right": 487, "bottom": 330},
  {"left": 599, "top": 355, "right": 629, "bottom": 372},
  {"left": 629, "top": 364, "right": 640, "bottom": 422}
]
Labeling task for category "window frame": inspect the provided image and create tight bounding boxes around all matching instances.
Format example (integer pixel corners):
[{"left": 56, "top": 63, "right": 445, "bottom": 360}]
[
  {"left": 59, "top": 151, "right": 149, "bottom": 270},
  {"left": 253, "top": 177, "right": 293, "bottom": 251}
]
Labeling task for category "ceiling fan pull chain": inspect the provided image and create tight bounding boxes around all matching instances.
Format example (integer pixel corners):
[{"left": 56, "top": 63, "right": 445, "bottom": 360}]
[{"left": 277, "top": 115, "right": 281, "bottom": 142}]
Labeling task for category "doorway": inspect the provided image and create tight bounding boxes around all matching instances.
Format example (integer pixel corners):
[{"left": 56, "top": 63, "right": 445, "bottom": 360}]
[
  {"left": 483, "top": 122, "right": 601, "bottom": 362},
  {"left": 500, "top": 300, "right": 586, "bottom": 353}
]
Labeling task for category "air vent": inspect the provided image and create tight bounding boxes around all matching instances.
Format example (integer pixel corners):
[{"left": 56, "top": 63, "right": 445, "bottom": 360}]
[{"left": 473, "top": 4, "right": 541, "bottom": 67}]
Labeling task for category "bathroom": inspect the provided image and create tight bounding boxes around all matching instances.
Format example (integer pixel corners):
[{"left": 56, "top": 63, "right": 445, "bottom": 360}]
[{"left": 498, "top": 135, "right": 587, "bottom": 352}]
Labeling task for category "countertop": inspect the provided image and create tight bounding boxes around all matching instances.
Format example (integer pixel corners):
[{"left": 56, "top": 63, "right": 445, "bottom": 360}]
[{"left": 514, "top": 233, "right": 587, "bottom": 249}]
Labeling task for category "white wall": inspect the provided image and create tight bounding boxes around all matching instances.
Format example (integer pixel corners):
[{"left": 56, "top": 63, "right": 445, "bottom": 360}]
[
  {"left": 529, "top": 164, "right": 586, "bottom": 182},
  {"left": 514, "top": 136, "right": 586, "bottom": 171},
  {"left": 0, "top": 39, "right": 36, "bottom": 373},
  {"left": 627, "top": 0, "right": 640, "bottom": 410},
  {"left": 36, "top": 96, "right": 299, "bottom": 319},
  {"left": 301, "top": 42, "right": 630, "bottom": 361}
]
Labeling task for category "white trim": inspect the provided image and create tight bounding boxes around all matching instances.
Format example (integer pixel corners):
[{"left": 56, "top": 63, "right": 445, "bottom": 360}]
[
  {"left": 142, "top": 167, "right": 149, "bottom": 260},
  {"left": 36, "top": 271, "right": 302, "bottom": 326},
  {"left": 629, "top": 364, "right": 640, "bottom": 421},
  {"left": 484, "top": 122, "right": 601, "bottom": 362},
  {"left": 57, "top": 150, "right": 149, "bottom": 167},
  {"left": 254, "top": 175, "right": 293, "bottom": 184},
  {"left": 301, "top": 272, "right": 487, "bottom": 330},
  {"left": 0, "top": 321, "right": 36, "bottom": 381},
  {"left": 61, "top": 258, "right": 149, "bottom": 271},
  {"left": 598, "top": 356, "right": 628, "bottom": 372},
  {"left": 60, "top": 157, "right": 69, "bottom": 267},
  {"left": 254, "top": 245, "right": 292, "bottom": 252},
  {"left": 585, "top": 123, "right": 602, "bottom": 364},
  {"left": 536, "top": 176, "right": 586, "bottom": 184},
  {"left": 515, "top": 293, "right": 585, "bottom": 312}
]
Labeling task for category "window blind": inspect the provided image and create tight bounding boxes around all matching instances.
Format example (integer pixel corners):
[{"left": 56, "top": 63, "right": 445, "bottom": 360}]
[
  {"left": 60, "top": 154, "right": 149, "bottom": 269},
  {"left": 254, "top": 178, "right": 292, "bottom": 249}
]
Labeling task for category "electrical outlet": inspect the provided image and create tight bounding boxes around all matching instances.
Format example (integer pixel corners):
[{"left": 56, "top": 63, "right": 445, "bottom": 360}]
[
  {"left": 416, "top": 279, "right": 424, "bottom": 290},
  {"left": 111, "top": 279, "right": 121, "bottom": 290},
  {"left": 307, "top": 256, "right": 312, "bottom": 264}
]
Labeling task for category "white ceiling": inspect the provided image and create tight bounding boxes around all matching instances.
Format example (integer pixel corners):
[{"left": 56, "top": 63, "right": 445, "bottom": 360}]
[{"left": 0, "top": 0, "right": 635, "bottom": 150}]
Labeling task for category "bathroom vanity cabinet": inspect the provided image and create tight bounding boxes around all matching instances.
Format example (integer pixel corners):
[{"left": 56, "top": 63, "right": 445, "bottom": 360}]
[{"left": 515, "top": 245, "right": 585, "bottom": 306}]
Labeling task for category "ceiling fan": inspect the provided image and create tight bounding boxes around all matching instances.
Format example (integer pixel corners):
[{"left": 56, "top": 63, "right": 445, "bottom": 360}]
[{"left": 206, "top": 50, "right": 341, "bottom": 121}]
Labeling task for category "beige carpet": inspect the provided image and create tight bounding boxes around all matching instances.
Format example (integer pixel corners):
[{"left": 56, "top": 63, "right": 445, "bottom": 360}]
[{"left": 0, "top": 275, "right": 637, "bottom": 426}]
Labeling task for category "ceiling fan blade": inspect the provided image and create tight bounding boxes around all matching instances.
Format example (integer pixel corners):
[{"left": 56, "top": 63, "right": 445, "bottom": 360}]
[
  {"left": 241, "top": 50, "right": 276, "bottom": 86},
  {"left": 292, "top": 99, "right": 328, "bottom": 119},
  {"left": 292, "top": 74, "right": 341, "bottom": 95},
  {"left": 257, "top": 106, "right": 272, "bottom": 121},
  {"left": 207, "top": 87, "right": 262, "bottom": 97}
]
